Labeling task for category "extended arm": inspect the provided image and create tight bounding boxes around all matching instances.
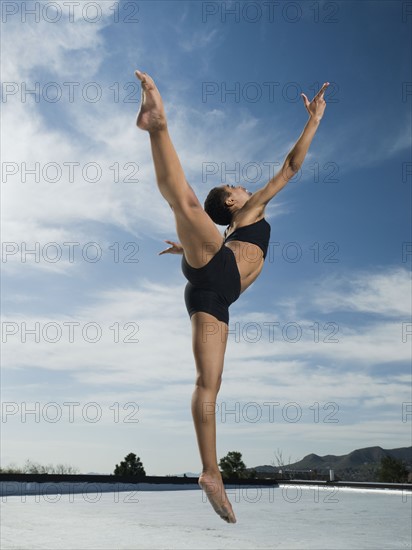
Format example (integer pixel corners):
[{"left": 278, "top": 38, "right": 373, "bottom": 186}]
[{"left": 245, "top": 82, "right": 329, "bottom": 214}]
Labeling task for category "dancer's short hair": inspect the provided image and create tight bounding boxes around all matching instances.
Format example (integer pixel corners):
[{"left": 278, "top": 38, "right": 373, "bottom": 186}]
[{"left": 204, "top": 186, "right": 232, "bottom": 225}]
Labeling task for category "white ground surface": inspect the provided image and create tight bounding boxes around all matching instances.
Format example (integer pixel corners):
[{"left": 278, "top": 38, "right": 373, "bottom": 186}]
[{"left": 1, "top": 484, "right": 411, "bottom": 549}]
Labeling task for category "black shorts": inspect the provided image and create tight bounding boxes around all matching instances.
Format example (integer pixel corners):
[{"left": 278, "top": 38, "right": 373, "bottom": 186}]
[{"left": 181, "top": 244, "right": 241, "bottom": 325}]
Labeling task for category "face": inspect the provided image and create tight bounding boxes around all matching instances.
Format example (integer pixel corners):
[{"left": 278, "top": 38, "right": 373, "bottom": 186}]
[{"left": 223, "top": 184, "right": 253, "bottom": 207}]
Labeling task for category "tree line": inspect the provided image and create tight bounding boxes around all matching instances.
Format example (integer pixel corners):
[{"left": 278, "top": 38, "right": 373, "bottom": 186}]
[
  {"left": 112, "top": 451, "right": 410, "bottom": 483},
  {"left": 0, "top": 459, "right": 79, "bottom": 474},
  {"left": 1, "top": 452, "right": 409, "bottom": 483}
]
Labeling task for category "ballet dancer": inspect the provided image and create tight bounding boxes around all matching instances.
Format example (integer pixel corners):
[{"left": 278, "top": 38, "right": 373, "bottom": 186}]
[{"left": 135, "top": 68, "right": 329, "bottom": 523}]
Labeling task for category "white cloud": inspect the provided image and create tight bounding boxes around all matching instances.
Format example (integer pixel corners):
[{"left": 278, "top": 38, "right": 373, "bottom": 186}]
[
  {"left": 2, "top": 280, "right": 192, "bottom": 383},
  {"left": 1, "top": 1, "right": 113, "bottom": 82},
  {"left": 2, "top": 265, "right": 410, "bottom": 474},
  {"left": 301, "top": 267, "right": 411, "bottom": 317},
  {"left": 2, "top": 16, "right": 290, "bottom": 276},
  {"left": 178, "top": 28, "right": 220, "bottom": 53},
  {"left": 2, "top": 2, "right": 410, "bottom": 475},
  {"left": 3, "top": 266, "right": 410, "bottom": 389},
  {"left": 316, "top": 112, "right": 410, "bottom": 172}
]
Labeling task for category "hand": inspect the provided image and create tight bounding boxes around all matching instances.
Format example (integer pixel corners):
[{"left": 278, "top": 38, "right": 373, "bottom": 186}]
[
  {"left": 301, "top": 82, "right": 330, "bottom": 121},
  {"left": 158, "top": 240, "right": 183, "bottom": 255}
]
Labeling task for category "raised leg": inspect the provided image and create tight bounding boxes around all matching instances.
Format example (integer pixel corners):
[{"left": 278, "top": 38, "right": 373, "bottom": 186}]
[
  {"left": 135, "top": 70, "right": 224, "bottom": 268},
  {"left": 190, "top": 312, "right": 237, "bottom": 524}
]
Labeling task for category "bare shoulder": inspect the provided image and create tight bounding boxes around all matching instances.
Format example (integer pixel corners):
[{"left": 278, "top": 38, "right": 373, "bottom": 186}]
[
  {"left": 231, "top": 203, "right": 265, "bottom": 228},
  {"left": 225, "top": 204, "right": 266, "bottom": 237}
]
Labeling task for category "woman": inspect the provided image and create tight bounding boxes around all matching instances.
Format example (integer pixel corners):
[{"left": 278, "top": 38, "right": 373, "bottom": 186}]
[{"left": 135, "top": 69, "right": 329, "bottom": 524}]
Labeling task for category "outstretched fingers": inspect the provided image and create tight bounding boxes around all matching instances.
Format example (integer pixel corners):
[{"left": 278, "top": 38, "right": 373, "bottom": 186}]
[
  {"left": 301, "top": 81, "right": 330, "bottom": 120},
  {"left": 301, "top": 81, "right": 329, "bottom": 108},
  {"left": 301, "top": 92, "right": 310, "bottom": 109},
  {"left": 313, "top": 81, "right": 330, "bottom": 101},
  {"left": 158, "top": 240, "right": 182, "bottom": 255}
]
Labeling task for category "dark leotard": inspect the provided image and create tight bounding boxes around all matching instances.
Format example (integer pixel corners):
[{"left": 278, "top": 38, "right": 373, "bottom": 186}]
[
  {"left": 181, "top": 218, "right": 271, "bottom": 324},
  {"left": 224, "top": 218, "right": 271, "bottom": 259}
]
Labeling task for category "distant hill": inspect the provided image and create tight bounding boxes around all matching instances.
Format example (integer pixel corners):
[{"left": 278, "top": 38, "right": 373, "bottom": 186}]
[
  {"left": 247, "top": 446, "right": 411, "bottom": 481},
  {"left": 288, "top": 446, "right": 411, "bottom": 471}
]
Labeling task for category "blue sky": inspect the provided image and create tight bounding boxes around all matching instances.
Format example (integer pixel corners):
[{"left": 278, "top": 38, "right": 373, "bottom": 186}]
[{"left": 1, "top": 0, "right": 411, "bottom": 475}]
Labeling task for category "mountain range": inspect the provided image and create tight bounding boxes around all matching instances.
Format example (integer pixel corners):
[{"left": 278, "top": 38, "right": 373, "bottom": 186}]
[{"left": 248, "top": 446, "right": 411, "bottom": 475}]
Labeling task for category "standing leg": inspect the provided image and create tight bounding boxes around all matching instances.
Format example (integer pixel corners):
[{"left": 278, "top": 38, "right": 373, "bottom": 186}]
[
  {"left": 190, "top": 311, "right": 237, "bottom": 524},
  {"left": 135, "top": 70, "right": 224, "bottom": 268}
]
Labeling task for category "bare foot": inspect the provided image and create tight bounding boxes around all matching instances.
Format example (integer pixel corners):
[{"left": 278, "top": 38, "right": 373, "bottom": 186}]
[
  {"left": 198, "top": 471, "right": 237, "bottom": 524},
  {"left": 134, "top": 69, "right": 167, "bottom": 132}
]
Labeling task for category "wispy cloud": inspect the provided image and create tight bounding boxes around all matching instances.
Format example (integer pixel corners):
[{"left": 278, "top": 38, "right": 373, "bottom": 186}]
[
  {"left": 178, "top": 28, "right": 220, "bottom": 53},
  {"left": 297, "top": 267, "right": 411, "bottom": 317},
  {"left": 2, "top": 0, "right": 410, "bottom": 475},
  {"left": 4, "top": 266, "right": 410, "bottom": 388},
  {"left": 314, "top": 111, "right": 410, "bottom": 173},
  {"left": 3, "top": 264, "right": 410, "bottom": 472},
  {"left": 2, "top": 1, "right": 113, "bottom": 82}
]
